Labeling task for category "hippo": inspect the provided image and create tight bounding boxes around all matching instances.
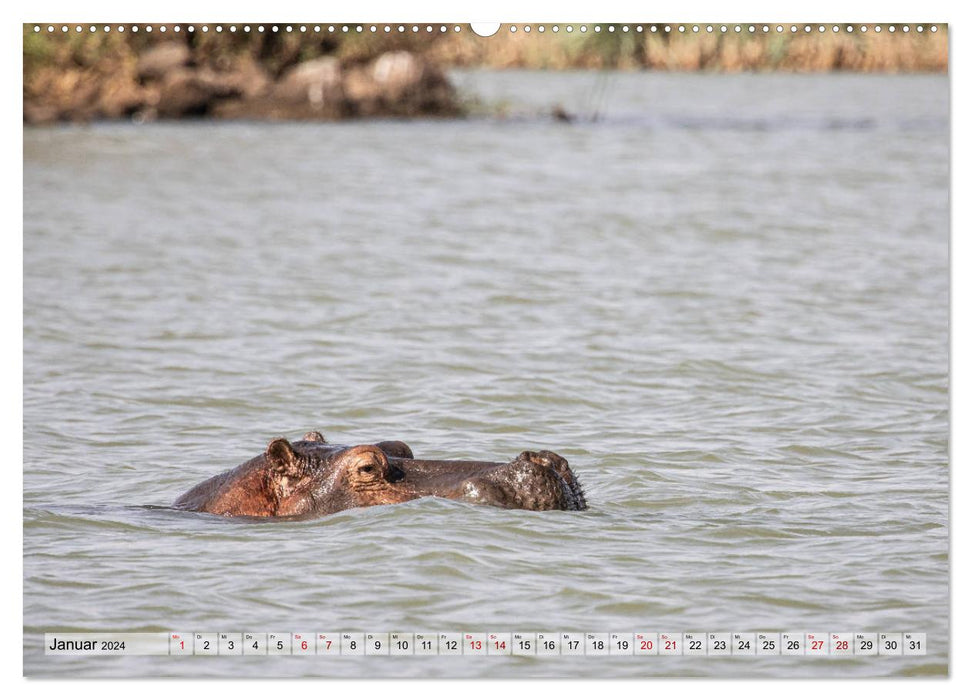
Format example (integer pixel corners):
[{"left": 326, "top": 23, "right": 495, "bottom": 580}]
[{"left": 173, "top": 431, "right": 587, "bottom": 518}]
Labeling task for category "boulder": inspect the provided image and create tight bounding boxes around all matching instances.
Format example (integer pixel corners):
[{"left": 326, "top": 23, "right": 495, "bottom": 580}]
[
  {"left": 97, "top": 78, "right": 146, "bottom": 119},
  {"left": 136, "top": 43, "right": 191, "bottom": 82},
  {"left": 348, "top": 51, "right": 457, "bottom": 116},
  {"left": 149, "top": 67, "right": 246, "bottom": 118},
  {"left": 155, "top": 69, "right": 208, "bottom": 117},
  {"left": 371, "top": 51, "right": 424, "bottom": 99},
  {"left": 274, "top": 56, "right": 343, "bottom": 108}
]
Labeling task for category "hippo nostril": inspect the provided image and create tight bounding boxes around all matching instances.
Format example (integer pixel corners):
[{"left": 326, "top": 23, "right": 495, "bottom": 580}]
[{"left": 387, "top": 464, "right": 405, "bottom": 483}]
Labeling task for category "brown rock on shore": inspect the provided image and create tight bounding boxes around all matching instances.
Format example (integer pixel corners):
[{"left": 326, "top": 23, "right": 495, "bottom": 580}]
[
  {"left": 268, "top": 57, "right": 346, "bottom": 117},
  {"left": 136, "top": 43, "right": 191, "bottom": 82},
  {"left": 24, "top": 38, "right": 460, "bottom": 125},
  {"left": 348, "top": 50, "right": 456, "bottom": 117}
]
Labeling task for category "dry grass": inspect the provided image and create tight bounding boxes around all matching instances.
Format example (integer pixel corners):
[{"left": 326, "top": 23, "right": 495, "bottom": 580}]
[
  {"left": 23, "top": 23, "right": 948, "bottom": 82},
  {"left": 426, "top": 25, "right": 948, "bottom": 72}
]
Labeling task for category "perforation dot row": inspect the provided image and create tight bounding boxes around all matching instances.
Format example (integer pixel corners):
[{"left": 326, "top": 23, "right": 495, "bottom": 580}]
[{"left": 30, "top": 24, "right": 940, "bottom": 35}]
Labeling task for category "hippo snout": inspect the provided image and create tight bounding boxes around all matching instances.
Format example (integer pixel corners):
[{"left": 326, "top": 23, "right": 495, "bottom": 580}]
[{"left": 453, "top": 452, "right": 587, "bottom": 511}]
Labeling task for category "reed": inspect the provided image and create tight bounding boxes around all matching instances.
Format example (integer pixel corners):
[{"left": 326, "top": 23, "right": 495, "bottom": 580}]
[
  {"left": 24, "top": 24, "right": 948, "bottom": 75},
  {"left": 425, "top": 25, "right": 948, "bottom": 72}
]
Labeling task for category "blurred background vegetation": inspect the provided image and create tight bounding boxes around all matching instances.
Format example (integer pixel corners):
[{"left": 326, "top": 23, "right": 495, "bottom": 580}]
[
  {"left": 24, "top": 23, "right": 948, "bottom": 74},
  {"left": 23, "top": 23, "right": 948, "bottom": 124}
]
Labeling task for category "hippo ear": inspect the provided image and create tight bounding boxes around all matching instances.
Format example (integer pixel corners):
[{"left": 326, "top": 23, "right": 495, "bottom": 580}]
[
  {"left": 302, "top": 431, "right": 326, "bottom": 443},
  {"left": 266, "top": 438, "right": 299, "bottom": 476}
]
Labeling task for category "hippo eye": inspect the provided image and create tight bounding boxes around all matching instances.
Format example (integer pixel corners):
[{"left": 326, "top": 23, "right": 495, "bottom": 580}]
[{"left": 359, "top": 465, "right": 375, "bottom": 474}]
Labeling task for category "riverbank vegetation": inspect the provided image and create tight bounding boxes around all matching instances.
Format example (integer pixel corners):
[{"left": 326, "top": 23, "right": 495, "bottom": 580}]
[{"left": 23, "top": 24, "right": 947, "bottom": 124}]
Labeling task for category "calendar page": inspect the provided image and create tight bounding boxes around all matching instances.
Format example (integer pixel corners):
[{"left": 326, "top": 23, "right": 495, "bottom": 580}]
[{"left": 22, "top": 14, "right": 949, "bottom": 679}]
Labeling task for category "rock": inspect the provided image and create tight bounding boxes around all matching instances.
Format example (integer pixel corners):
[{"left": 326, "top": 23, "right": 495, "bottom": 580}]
[
  {"left": 150, "top": 67, "right": 247, "bottom": 118},
  {"left": 24, "top": 41, "right": 460, "bottom": 124},
  {"left": 136, "top": 43, "right": 191, "bottom": 82},
  {"left": 348, "top": 51, "right": 458, "bottom": 117},
  {"left": 342, "top": 65, "right": 382, "bottom": 114},
  {"left": 226, "top": 58, "right": 272, "bottom": 99},
  {"left": 344, "top": 51, "right": 426, "bottom": 107},
  {"left": 155, "top": 69, "right": 212, "bottom": 117},
  {"left": 97, "top": 76, "right": 146, "bottom": 119},
  {"left": 274, "top": 56, "right": 343, "bottom": 108},
  {"left": 371, "top": 51, "right": 424, "bottom": 99},
  {"left": 192, "top": 67, "right": 247, "bottom": 99},
  {"left": 23, "top": 103, "right": 59, "bottom": 125},
  {"left": 297, "top": 51, "right": 457, "bottom": 117}
]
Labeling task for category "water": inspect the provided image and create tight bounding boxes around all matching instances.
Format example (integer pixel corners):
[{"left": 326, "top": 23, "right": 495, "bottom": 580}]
[{"left": 22, "top": 71, "right": 949, "bottom": 677}]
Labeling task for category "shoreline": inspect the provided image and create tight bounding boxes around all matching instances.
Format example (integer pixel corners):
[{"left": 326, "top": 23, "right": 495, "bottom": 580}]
[{"left": 23, "top": 24, "right": 948, "bottom": 125}]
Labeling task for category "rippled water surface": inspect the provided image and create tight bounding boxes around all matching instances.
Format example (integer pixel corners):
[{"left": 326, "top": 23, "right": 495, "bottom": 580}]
[{"left": 23, "top": 71, "right": 949, "bottom": 677}]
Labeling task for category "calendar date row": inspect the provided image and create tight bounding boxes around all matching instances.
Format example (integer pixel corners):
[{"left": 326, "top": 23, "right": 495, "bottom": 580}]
[{"left": 45, "top": 632, "right": 926, "bottom": 656}]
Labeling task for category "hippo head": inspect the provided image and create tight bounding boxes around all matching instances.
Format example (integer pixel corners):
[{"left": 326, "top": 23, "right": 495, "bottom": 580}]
[
  {"left": 267, "top": 439, "right": 418, "bottom": 516},
  {"left": 174, "top": 433, "right": 586, "bottom": 518}
]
